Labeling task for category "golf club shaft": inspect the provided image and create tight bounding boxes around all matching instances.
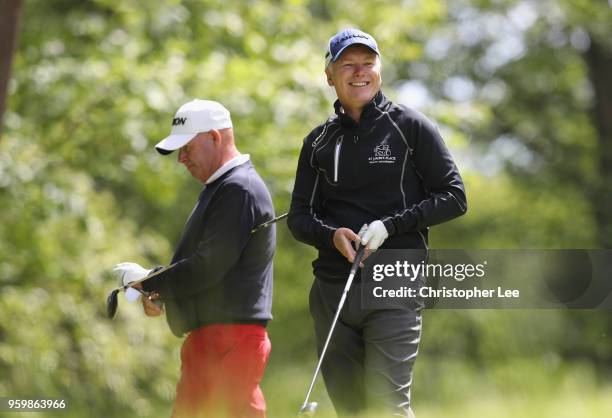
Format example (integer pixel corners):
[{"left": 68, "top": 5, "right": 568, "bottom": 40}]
[
  {"left": 300, "top": 245, "right": 365, "bottom": 411},
  {"left": 251, "top": 212, "right": 288, "bottom": 233},
  {"left": 112, "top": 213, "right": 288, "bottom": 294}
]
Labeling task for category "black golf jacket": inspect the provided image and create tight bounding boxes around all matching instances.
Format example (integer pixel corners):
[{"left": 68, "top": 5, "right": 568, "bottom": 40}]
[
  {"left": 288, "top": 91, "right": 467, "bottom": 282},
  {"left": 143, "top": 160, "right": 275, "bottom": 337}
]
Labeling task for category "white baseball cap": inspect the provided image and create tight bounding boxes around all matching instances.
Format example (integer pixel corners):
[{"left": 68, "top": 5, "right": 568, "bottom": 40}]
[{"left": 155, "top": 99, "right": 233, "bottom": 155}]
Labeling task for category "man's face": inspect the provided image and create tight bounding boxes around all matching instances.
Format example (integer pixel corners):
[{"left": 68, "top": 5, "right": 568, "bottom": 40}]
[
  {"left": 177, "top": 132, "right": 220, "bottom": 183},
  {"left": 326, "top": 45, "right": 382, "bottom": 113}
]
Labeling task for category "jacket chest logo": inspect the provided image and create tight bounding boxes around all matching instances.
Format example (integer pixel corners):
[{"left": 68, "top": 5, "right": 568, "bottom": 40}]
[{"left": 369, "top": 143, "right": 396, "bottom": 164}]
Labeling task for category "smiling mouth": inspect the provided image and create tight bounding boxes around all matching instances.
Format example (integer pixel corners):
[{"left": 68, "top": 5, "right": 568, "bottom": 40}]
[{"left": 349, "top": 82, "right": 369, "bottom": 87}]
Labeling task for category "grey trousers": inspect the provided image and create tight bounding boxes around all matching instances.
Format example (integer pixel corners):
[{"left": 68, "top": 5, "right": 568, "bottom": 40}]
[{"left": 309, "top": 278, "right": 422, "bottom": 418}]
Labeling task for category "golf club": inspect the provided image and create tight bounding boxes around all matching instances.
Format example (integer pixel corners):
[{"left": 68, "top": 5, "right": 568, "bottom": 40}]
[
  {"left": 107, "top": 212, "right": 289, "bottom": 319},
  {"left": 298, "top": 244, "right": 366, "bottom": 417},
  {"left": 106, "top": 263, "right": 176, "bottom": 319}
]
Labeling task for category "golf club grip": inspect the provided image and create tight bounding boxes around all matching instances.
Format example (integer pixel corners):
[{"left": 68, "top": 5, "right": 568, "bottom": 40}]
[{"left": 350, "top": 245, "right": 366, "bottom": 275}]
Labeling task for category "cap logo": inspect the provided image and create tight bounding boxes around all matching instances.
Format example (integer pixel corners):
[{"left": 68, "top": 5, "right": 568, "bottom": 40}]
[
  {"left": 331, "top": 33, "right": 370, "bottom": 48},
  {"left": 172, "top": 117, "right": 187, "bottom": 126}
]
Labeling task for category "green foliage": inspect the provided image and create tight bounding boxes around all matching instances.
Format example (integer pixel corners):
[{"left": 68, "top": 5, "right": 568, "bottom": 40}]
[{"left": 2, "top": 0, "right": 612, "bottom": 417}]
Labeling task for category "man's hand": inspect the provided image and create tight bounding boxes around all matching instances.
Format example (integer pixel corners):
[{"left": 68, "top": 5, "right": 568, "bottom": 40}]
[
  {"left": 130, "top": 282, "right": 164, "bottom": 317},
  {"left": 333, "top": 227, "right": 360, "bottom": 263},
  {"left": 113, "top": 262, "right": 163, "bottom": 315},
  {"left": 142, "top": 291, "right": 164, "bottom": 317},
  {"left": 358, "top": 220, "right": 389, "bottom": 251}
]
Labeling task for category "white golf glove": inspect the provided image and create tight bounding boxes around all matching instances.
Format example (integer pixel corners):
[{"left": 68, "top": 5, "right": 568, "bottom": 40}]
[
  {"left": 113, "top": 262, "right": 152, "bottom": 302},
  {"left": 358, "top": 220, "right": 389, "bottom": 251}
]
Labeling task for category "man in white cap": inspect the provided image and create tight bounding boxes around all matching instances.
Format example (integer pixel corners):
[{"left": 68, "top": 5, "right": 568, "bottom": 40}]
[
  {"left": 114, "top": 99, "right": 276, "bottom": 418},
  {"left": 288, "top": 29, "right": 467, "bottom": 417}
]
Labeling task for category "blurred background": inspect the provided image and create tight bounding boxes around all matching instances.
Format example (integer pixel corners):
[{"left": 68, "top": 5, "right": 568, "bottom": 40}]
[{"left": 1, "top": 0, "right": 611, "bottom": 417}]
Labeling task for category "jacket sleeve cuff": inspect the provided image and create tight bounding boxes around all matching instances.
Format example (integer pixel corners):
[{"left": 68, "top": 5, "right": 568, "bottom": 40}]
[
  {"left": 382, "top": 218, "right": 396, "bottom": 236},
  {"left": 141, "top": 266, "right": 164, "bottom": 292},
  {"left": 326, "top": 227, "right": 337, "bottom": 249}
]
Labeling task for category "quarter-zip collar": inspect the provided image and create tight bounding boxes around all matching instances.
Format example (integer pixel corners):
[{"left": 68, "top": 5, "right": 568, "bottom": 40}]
[
  {"left": 206, "top": 154, "right": 250, "bottom": 185},
  {"left": 333, "top": 90, "right": 389, "bottom": 131}
]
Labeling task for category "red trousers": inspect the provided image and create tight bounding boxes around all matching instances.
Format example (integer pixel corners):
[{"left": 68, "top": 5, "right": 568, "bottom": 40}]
[{"left": 172, "top": 324, "right": 271, "bottom": 418}]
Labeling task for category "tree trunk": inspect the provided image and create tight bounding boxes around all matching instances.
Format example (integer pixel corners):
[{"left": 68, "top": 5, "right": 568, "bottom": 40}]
[
  {"left": 0, "top": 0, "right": 24, "bottom": 139},
  {"left": 585, "top": 38, "right": 612, "bottom": 248}
]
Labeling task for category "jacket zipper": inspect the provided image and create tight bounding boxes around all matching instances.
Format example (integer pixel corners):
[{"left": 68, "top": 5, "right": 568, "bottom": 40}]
[{"left": 334, "top": 136, "right": 343, "bottom": 183}]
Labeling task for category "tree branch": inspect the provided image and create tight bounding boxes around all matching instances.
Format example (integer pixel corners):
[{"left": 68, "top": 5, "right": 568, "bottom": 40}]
[{"left": 0, "top": 0, "right": 24, "bottom": 140}]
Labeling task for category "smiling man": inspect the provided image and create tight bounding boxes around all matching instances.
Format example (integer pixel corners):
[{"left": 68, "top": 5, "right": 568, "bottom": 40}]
[{"left": 288, "top": 29, "right": 467, "bottom": 417}]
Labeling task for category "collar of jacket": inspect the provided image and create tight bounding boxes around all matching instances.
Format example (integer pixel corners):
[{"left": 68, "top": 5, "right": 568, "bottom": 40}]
[{"left": 333, "top": 90, "right": 389, "bottom": 131}]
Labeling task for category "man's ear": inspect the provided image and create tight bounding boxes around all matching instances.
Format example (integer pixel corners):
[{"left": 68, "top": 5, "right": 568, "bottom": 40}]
[
  {"left": 209, "top": 129, "right": 222, "bottom": 145},
  {"left": 325, "top": 67, "right": 334, "bottom": 86}
]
